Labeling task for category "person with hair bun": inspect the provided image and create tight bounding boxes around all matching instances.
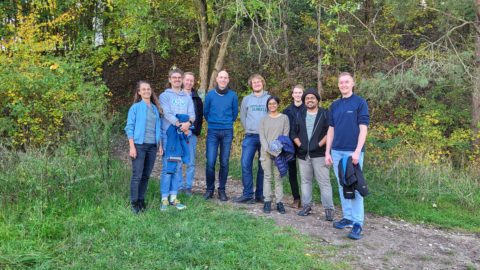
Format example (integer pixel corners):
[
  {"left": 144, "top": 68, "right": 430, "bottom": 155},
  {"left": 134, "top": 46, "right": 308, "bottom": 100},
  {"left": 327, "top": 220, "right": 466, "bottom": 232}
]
[{"left": 124, "top": 81, "right": 163, "bottom": 214}]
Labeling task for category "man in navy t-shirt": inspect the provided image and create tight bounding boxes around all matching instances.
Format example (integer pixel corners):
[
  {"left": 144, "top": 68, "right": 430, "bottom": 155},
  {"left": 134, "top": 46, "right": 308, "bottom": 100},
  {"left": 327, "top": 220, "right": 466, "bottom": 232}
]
[{"left": 325, "top": 72, "right": 370, "bottom": 240}]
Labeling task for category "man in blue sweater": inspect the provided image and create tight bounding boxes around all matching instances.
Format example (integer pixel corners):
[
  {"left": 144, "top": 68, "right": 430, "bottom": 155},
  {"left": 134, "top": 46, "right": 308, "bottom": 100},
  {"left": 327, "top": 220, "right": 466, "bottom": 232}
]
[
  {"left": 325, "top": 72, "right": 370, "bottom": 240},
  {"left": 203, "top": 70, "right": 239, "bottom": 201}
]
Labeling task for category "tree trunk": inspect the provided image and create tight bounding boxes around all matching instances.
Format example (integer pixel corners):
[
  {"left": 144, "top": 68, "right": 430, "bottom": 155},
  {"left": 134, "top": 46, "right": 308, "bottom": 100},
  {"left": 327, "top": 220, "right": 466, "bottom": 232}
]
[
  {"left": 473, "top": 0, "right": 480, "bottom": 146},
  {"left": 92, "top": 0, "right": 104, "bottom": 47},
  {"left": 316, "top": 1, "right": 324, "bottom": 97},
  {"left": 208, "top": 22, "right": 236, "bottom": 89},
  {"left": 283, "top": 22, "right": 290, "bottom": 75}
]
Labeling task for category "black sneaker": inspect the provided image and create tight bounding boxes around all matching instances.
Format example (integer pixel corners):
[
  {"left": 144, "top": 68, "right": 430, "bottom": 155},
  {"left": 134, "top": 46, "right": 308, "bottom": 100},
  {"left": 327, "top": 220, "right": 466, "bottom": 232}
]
[
  {"left": 218, "top": 190, "right": 228, "bottom": 201},
  {"left": 297, "top": 204, "right": 312, "bottom": 216},
  {"left": 333, "top": 218, "right": 354, "bottom": 229},
  {"left": 277, "top": 202, "right": 286, "bottom": 214},
  {"left": 234, "top": 196, "right": 255, "bottom": 204},
  {"left": 263, "top": 201, "right": 272, "bottom": 213},
  {"left": 131, "top": 201, "right": 140, "bottom": 214},
  {"left": 255, "top": 197, "right": 264, "bottom": 203},
  {"left": 138, "top": 199, "right": 146, "bottom": 212},
  {"left": 203, "top": 190, "right": 214, "bottom": 200}
]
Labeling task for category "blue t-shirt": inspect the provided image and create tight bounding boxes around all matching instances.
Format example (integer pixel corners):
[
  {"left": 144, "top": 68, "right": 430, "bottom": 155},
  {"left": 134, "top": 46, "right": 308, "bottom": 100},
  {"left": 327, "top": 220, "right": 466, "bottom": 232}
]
[{"left": 328, "top": 94, "right": 369, "bottom": 152}]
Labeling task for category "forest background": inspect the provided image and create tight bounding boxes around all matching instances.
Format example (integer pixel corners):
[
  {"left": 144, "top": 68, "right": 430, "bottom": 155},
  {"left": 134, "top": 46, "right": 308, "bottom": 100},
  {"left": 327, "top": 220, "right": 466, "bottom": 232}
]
[{"left": 1, "top": 0, "right": 480, "bottom": 268}]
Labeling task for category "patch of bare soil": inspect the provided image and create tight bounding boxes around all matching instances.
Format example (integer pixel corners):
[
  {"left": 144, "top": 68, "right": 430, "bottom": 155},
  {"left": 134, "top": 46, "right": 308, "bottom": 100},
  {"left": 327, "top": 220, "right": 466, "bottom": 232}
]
[{"left": 113, "top": 138, "right": 480, "bottom": 269}]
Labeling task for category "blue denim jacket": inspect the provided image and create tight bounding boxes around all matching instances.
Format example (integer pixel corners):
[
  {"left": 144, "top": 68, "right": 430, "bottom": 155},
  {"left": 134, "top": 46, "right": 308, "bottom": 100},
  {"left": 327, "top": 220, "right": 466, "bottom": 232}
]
[{"left": 125, "top": 100, "right": 162, "bottom": 145}]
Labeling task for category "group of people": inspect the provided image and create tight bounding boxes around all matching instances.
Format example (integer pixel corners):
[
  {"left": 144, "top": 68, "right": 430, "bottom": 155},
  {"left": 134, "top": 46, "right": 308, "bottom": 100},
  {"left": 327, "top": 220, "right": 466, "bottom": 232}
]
[{"left": 125, "top": 70, "right": 369, "bottom": 240}]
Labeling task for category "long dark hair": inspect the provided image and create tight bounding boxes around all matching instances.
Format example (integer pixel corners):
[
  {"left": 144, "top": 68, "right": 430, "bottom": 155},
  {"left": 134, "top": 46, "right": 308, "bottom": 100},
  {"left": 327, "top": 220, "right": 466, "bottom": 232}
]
[{"left": 133, "top": 80, "right": 163, "bottom": 115}]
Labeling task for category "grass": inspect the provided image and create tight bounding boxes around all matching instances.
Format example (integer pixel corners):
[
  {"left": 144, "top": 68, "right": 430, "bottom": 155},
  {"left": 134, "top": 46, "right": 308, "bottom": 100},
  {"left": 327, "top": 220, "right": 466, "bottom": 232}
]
[{"left": 0, "top": 148, "right": 343, "bottom": 269}]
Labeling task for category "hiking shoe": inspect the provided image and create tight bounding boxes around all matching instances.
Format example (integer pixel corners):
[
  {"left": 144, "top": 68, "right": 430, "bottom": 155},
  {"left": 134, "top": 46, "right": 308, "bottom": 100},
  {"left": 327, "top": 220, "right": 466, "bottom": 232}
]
[
  {"left": 333, "top": 218, "right": 354, "bottom": 229},
  {"left": 170, "top": 199, "right": 186, "bottom": 210},
  {"left": 160, "top": 199, "right": 169, "bottom": 211},
  {"left": 325, "top": 209, "right": 334, "bottom": 221},
  {"left": 297, "top": 204, "right": 312, "bottom": 216},
  {"left": 234, "top": 196, "right": 255, "bottom": 204},
  {"left": 131, "top": 201, "right": 140, "bottom": 214},
  {"left": 203, "top": 190, "right": 214, "bottom": 200},
  {"left": 255, "top": 197, "right": 264, "bottom": 203},
  {"left": 218, "top": 190, "right": 228, "bottom": 201},
  {"left": 138, "top": 199, "right": 146, "bottom": 212},
  {"left": 291, "top": 199, "right": 301, "bottom": 209},
  {"left": 263, "top": 201, "right": 272, "bottom": 214},
  {"left": 277, "top": 202, "right": 286, "bottom": 214},
  {"left": 347, "top": 223, "right": 363, "bottom": 240}
]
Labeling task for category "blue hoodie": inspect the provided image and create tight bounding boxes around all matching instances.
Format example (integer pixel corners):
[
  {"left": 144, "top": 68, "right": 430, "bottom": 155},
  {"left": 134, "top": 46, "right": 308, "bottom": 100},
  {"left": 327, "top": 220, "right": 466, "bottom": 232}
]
[
  {"left": 204, "top": 88, "right": 239, "bottom": 129},
  {"left": 159, "top": 88, "right": 195, "bottom": 137}
]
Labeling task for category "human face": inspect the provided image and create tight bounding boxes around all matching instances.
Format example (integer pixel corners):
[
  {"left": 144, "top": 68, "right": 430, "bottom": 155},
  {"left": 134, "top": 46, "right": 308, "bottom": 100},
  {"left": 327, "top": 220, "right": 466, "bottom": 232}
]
[
  {"left": 138, "top": 83, "right": 152, "bottom": 101},
  {"left": 251, "top": 78, "right": 264, "bottom": 93},
  {"left": 304, "top": 94, "right": 318, "bottom": 110},
  {"left": 183, "top": 74, "right": 195, "bottom": 91},
  {"left": 169, "top": 72, "right": 183, "bottom": 89},
  {"left": 267, "top": 99, "right": 279, "bottom": 113},
  {"left": 216, "top": 71, "right": 230, "bottom": 89},
  {"left": 338, "top": 74, "right": 355, "bottom": 97},
  {"left": 292, "top": 87, "right": 303, "bottom": 103}
]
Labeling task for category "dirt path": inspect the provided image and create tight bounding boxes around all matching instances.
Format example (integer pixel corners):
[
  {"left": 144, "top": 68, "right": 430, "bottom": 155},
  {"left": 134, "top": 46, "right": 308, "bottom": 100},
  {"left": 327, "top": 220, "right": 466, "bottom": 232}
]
[{"left": 114, "top": 140, "right": 480, "bottom": 269}]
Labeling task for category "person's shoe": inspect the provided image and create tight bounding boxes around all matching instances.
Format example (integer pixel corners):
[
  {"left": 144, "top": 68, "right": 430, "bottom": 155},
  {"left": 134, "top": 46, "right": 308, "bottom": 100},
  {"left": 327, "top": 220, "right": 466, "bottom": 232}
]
[
  {"left": 297, "top": 204, "right": 312, "bottom": 216},
  {"left": 325, "top": 209, "right": 334, "bottom": 221},
  {"left": 184, "top": 189, "right": 193, "bottom": 196},
  {"left": 131, "top": 201, "right": 140, "bottom": 214},
  {"left": 347, "top": 223, "right": 363, "bottom": 240},
  {"left": 263, "top": 201, "right": 272, "bottom": 213},
  {"left": 277, "top": 202, "right": 286, "bottom": 214},
  {"left": 218, "top": 190, "right": 228, "bottom": 201},
  {"left": 170, "top": 199, "right": 186, "bottom": 210},
  {"left": 333, "top": 218, "right": 354, "bottom": 229},
  {"left": 160, "top": 199, "right": 169, "bottom": 211},
  {"left": 255, "top": 197, "right": 264, "bottom": 203},
  {"left": 234, "top": 196, "right": 255, "bottom": 204},
  {"left": 291, "top": 199, "right": 301, "bottom": 209},
  {"left": 138, "top": 199, "right": 146, "bottom": 212},
  {"left": 203, "top": 190, "right": 214, "bottom": 200}
]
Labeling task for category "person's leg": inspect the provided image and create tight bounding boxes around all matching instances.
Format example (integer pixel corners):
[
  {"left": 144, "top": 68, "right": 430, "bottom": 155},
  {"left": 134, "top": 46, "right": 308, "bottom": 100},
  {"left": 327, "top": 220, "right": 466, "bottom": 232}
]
[
  {"left": 130, "top": 144, "right": 147, "bottom": 202},
  {"left": 254, "top": 136, "right": 264, "bottom": 200},
  {"left": 160, "top": 156, "right": 173, "bottom": 199},
  {"left": 298, "top": 157, "right": 314, "bottom": 206},
  {"left": 273, "top": 164, "right": 283, "bottom": 203},
  {"left": 240, "top": 134, "right": 256, "bottom": 198},
  {"left": 350, "top": 153, "right": 365, "bottom": 226},
  {"left": 138, "top": 144, "right": 157, "bottom": 201},
  {"left": 287, "top": 158, "right": 301, "bottom": 200},
  {"left": 332, "top": 150, "right": 353, "bottom": 221},
  {"left": 261, "top": 155, "right": 273, "bottom": 202},
  {"left": 205, "top": 129, "right": 219, "bottom": 192},
  {"left": 312, "top": 157, "right": 334, "bottom": 210},
  {"left": 185, "top": 134, "right": 197, "bottom": 190},
  {"left": 218, "top": 129, "right": 233, "bottom": 191}
]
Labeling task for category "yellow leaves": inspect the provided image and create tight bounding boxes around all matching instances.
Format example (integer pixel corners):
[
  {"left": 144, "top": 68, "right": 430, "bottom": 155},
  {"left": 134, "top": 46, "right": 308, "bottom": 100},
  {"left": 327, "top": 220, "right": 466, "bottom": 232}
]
[{"left": 50, "top": 63, "right": 59, "bottom": 70}]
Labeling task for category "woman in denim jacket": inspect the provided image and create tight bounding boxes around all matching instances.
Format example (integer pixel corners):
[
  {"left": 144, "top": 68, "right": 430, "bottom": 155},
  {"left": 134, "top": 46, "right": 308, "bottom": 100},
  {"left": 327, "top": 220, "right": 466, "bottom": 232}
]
[{"left": 125, "top": 81, "right": 163, "bottom": 213}]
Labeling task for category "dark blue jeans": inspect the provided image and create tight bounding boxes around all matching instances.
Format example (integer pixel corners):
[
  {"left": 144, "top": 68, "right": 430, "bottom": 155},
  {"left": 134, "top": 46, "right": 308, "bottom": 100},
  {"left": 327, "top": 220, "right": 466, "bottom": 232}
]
[
  {"left": 130, "top": 143, "right": 157, "bottom": 202},
  {"left": 205, "top": 128, "right": 233, "bottom": 192},
  {"left": 240, "top": 134, "right": 264, "bottom": 199}
]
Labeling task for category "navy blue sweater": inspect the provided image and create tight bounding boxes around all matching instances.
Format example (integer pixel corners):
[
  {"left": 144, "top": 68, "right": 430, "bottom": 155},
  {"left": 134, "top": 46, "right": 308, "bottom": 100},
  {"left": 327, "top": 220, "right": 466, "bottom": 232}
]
[
  {"left": 204, "top": 88, "right": 239, "bottom": 129},
  {"left": 328, "top": 94, "right": 370, "bottom": 152}
]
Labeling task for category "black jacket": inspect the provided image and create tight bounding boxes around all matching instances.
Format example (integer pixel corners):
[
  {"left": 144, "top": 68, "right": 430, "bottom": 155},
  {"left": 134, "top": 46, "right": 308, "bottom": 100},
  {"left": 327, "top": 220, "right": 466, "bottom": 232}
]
[
  {"left": 283, "top": 102, "right": 306, "bottom": 134},
  {"left": 338, "top": 156, "right": 369, "bottom": 199},
  {"left": 191, "top": 89, "right": 204, "bottom": 136},
  {"left": 290, "top": 107, "right": 329, "bottom": 160}
]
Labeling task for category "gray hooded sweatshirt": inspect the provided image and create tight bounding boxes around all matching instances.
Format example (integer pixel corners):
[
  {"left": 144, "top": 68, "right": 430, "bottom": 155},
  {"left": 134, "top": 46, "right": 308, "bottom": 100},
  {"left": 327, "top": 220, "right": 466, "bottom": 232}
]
[{"left": 240, "top": 91, "right": 270, "bottom": 134}]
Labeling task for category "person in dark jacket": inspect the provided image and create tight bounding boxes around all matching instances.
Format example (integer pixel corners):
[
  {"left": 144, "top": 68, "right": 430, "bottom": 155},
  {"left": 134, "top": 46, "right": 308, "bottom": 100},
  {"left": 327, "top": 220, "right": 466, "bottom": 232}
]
[
  {"left": 326, "top": 72, "right": 370, "bottom": 240},
  {"left": 179, "top": 72, "right": 204, "bottom": 195},
  {"left": 291, "top": 88, "right": 334, "bottom": 221},
  {"left": 282, "top": 84, "right": 305, "bottom": 208}
]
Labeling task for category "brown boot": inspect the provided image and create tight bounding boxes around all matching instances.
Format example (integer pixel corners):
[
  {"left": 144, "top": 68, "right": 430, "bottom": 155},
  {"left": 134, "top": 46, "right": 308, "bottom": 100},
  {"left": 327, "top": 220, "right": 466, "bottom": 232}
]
[{"left": 291, "top": 199, "right": 301, "bottom": 209}]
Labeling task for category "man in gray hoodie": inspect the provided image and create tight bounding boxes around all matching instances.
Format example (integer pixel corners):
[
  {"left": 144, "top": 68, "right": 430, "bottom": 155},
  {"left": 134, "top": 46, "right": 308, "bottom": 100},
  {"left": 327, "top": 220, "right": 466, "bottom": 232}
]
[{"left": 234, "top": 74, "right": 271, "bottom": 203}]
